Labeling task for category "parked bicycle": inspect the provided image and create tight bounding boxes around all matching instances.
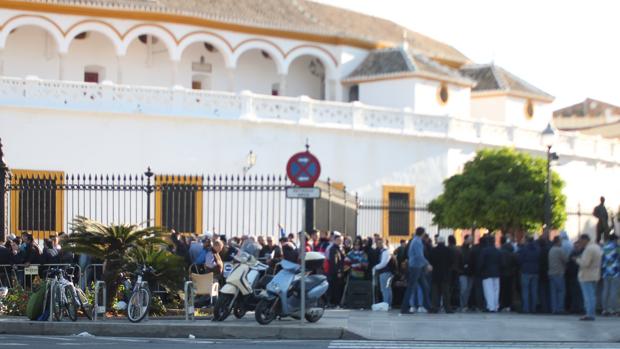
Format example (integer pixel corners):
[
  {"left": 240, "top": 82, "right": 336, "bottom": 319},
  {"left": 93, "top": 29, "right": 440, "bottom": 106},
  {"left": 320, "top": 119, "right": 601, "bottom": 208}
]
[
  {"left": 46, "top": 267, "right": 78, "bottom": 321},
  {"left": 123, "top": 265, "right": 154, "bottom": 323},
  {"left": 64, "top": 267, "right": 94, "bottom": 320}
]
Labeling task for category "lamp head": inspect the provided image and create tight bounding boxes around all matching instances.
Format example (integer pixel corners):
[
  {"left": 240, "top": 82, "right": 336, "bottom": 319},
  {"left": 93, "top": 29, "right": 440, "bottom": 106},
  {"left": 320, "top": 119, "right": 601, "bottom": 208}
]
[{"left": 541, "top": 122, "right": 557, "bottom": 148}]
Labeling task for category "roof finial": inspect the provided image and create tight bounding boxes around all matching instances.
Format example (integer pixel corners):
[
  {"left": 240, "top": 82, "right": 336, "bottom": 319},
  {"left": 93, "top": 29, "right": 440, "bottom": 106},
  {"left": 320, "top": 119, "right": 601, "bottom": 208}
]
[{"left": 401, "top": 29, "right": 409, "bottom": 50}]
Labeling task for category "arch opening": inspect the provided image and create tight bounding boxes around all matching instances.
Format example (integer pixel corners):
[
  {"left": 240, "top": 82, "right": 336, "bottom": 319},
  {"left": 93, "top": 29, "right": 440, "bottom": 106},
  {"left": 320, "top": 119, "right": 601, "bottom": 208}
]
[
  {"left": 286, "top": 55, "right": 326, "bottom": 100},
  {"left": 3, "top": 25, "right": 59, "bottom": 79},
  {"left": 180, "top": 41, "right": 228, "bottom": 91},
  {"left": 234, "top": 49, "right": 280, "bottom": 95},
  {"left": 66, "top": 31, "right": 117, "bottom": 83}
]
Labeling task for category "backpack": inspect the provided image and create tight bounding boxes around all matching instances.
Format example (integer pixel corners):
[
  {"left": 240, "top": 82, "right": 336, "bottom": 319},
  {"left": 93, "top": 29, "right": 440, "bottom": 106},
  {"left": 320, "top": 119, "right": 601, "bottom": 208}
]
[{"left": 26, "top": 281, "right": 48, "bottom": 321}]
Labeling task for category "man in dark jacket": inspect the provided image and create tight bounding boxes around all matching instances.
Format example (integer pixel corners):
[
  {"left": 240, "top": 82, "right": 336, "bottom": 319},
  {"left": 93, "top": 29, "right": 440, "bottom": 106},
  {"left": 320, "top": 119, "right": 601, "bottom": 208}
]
[
  {"left": 479, "top": 235, "right": 502, "bottom": 312},
  {"left": 499, "top": 236, "right": 517, "bottom": 311},
  {"left": 327, "top": 234, "right": 345, "bottom": 307},
  {"left": 469, "top": 238, "right": 485, "bottom": 311},
  {"left": 448, "top": 235, "right": 462, "bottom": 309},
  {"left": 459, "top": 235, "right": 473, "bottom": 311},
  {"left": 429, "top": 236, "right": 455, "bottom": 313},
  {"left": 537, "top": 236, "right": 551, "bottom": 313},
  {"left": 518, "top": 236, "right": 540, "bottom": 313}
]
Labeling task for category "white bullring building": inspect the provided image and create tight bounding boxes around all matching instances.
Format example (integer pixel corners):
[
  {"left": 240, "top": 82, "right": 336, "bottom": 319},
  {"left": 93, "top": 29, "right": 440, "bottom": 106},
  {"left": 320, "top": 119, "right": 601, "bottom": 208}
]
[{"left": 0, "top": 0, "right": 618, "bottom": 241}]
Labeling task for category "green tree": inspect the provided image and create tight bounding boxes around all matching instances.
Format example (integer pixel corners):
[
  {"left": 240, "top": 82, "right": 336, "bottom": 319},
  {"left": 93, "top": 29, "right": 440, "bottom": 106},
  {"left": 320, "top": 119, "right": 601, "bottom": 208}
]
[
  {"left": 63, "top": 216, "right": 170, "bottom": 308},
  {"left": 429, "top": 148, "right": 566, "bottom": 237}
]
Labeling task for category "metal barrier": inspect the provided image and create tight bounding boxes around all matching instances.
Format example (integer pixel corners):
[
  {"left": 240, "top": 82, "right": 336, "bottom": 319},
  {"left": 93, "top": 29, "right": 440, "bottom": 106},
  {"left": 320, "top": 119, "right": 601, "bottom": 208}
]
[
  {"left": 47, "top": 278, "right": 56, "bottom": 322},
  {"left": 0, "top": 263, "right": 80, "bottom": 292},
  {"left": 81, "top": 263, "right": 103, "bottom": 290},
  {"left": 184, "top": 280, "right": 195, "bottom": 321},
  {"left": 93, "top": 280, "right": 106, "bottom": 321}
]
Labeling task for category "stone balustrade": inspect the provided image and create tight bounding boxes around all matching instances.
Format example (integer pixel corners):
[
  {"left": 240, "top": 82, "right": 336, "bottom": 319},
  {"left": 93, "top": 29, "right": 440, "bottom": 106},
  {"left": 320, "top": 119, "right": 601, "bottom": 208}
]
[{"left": 0, "top": 76, "right": 617, "bottom": 163}]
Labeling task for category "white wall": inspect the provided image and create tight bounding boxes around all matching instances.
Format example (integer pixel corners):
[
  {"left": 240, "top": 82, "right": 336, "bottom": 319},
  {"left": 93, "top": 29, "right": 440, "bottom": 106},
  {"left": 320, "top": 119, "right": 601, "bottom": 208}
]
[
  {"left": 2, "top": 104, "right": 619, "bottom": 238},
  {"left": 470, "top": 96, "right": 507, "bottom": 122},
  {"left": 358, "top": 78, "right": 416, "bottom": 109},
  {"left": 471, "top": 95, "right": 553, "bottom": 130},
  {"left": 0, "top": 105, "right": 450, "bottom": 201},
  {"left": 3, "top": 26, "right": 59, "bottom": 79},
  {"left": 234, "top": 49, "right": 279, "bottom": 95},
  {"left": 506, "top": 96, "right": 552, "bottom": 130},
  {"left": 412, "top": 78, "right": 470, "bottom": 117}
]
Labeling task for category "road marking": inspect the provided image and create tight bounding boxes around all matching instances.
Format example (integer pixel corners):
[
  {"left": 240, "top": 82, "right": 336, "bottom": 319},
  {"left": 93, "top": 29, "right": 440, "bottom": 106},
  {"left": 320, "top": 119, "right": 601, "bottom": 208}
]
[
  {"left": 328, "top": 341, "right": 620, "bottom": 349},
  {"left": 0, "top": 344, "right": 27, "bottom": 347}
]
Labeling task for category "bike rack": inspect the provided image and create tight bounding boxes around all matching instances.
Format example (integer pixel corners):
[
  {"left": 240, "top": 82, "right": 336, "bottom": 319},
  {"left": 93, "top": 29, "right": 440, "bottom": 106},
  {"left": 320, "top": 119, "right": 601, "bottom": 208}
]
[
  {"left": 184, "top": 280, "right": 195, "bottom": 321},
  {"left": 47, "top": 279, "right": 56, "bottom": 322},
  {"left": 94, "top": 281, "right": 106, "bottom": 321}
]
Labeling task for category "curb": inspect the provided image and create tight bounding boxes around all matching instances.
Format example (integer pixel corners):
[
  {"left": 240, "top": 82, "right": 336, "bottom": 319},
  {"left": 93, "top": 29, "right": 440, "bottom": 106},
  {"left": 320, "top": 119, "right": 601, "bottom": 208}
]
[{"left": 0, "top": 320, "right": 364, "bottom": 340}]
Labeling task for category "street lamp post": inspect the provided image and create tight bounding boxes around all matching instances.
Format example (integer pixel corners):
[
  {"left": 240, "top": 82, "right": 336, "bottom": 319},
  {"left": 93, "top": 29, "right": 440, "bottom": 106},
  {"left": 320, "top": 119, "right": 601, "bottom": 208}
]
[{"left": 541, "top": 123, "right": 558, "bottom": 238}]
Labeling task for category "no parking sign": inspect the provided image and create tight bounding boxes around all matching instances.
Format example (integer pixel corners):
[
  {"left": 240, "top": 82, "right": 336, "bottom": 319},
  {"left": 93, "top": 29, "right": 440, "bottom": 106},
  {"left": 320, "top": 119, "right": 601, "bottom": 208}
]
[{"left": 286, "top": 151, "right": 321, "bottom": 188}]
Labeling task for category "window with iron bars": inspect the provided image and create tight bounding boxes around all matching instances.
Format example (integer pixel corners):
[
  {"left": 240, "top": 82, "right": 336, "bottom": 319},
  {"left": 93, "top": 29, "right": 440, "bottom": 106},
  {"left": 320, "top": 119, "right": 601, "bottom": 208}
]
[{"left": 9, "top": 170, "right": 64, "bottom": 240}]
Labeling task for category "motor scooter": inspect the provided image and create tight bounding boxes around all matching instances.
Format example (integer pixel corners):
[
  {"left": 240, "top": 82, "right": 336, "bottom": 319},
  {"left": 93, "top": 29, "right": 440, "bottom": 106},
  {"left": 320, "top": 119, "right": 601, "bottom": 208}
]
[
  {"left": 213, "top": 251, "right": 270, "bottom": 321},
  {"left": 254, "top": 251, "right": 328, "bottom": 325}
]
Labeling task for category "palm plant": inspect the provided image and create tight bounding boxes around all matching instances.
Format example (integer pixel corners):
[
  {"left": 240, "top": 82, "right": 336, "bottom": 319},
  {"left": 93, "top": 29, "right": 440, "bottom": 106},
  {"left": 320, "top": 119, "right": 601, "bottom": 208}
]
[
  {"left": 63, "top": 216, "right": 170, "bottom": 308},
  {"left": 126, "top": 244, "right": 185, "bottom": 293}
]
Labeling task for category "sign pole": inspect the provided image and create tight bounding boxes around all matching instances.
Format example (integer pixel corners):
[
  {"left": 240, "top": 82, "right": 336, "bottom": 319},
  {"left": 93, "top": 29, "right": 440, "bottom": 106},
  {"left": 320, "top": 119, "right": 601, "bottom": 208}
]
[{"left": 285, "top": 143, "right": 321, "bottom": 325}]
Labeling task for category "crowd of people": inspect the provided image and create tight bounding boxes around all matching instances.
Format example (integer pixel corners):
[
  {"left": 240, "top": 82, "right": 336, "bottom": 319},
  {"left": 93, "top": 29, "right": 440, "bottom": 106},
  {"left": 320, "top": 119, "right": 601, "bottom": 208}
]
[
  {"left": 1, "top": 215, "right": 616, "bottom": 322},
  {"left": 172, "top": 223, "right": 616, "bottom": 321}
]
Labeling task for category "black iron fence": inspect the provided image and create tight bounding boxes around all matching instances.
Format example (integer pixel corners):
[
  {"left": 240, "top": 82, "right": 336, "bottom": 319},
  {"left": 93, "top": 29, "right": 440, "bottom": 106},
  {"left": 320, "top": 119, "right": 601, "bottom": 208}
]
[{"left": 0, "top": 139, "right": 436, "bottom": 241}]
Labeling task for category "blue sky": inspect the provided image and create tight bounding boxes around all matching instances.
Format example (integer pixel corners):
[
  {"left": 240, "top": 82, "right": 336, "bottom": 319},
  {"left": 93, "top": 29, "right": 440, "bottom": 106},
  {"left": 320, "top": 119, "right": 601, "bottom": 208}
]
[{"left": 318, "top": 0, "right": 620, "bottom": 110}]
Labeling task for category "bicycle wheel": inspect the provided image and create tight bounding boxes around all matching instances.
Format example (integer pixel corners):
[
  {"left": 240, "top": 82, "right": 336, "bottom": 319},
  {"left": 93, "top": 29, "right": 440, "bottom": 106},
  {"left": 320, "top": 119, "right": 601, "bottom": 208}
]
[
  {"left": 127, "top": 287, "right": 151, "bottom": 323},
  {"left": 76, "top": 288, "right": 93, "bottom": 320},
  {"left": 64, "top": 287, "right": 78, "bottom": 322},
  {"left": 52, "top": 285, "right": 63, "bottom": 321}
]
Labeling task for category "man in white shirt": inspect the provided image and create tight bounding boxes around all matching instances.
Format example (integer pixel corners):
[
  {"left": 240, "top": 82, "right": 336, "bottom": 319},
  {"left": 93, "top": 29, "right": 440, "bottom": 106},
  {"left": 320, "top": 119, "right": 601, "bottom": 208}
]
[{"left": 373, "top": 238, "right": 393, "bottom": 307}]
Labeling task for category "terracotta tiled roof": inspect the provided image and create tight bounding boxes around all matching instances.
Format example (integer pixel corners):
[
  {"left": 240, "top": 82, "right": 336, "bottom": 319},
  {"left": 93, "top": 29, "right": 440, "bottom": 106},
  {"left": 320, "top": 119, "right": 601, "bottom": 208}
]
[
  {"left": 460, "top": 64, "right": 553, "bottom": 101},
  {"left": 12, "top": 0, "right": 470, "bottom": 65},
  {"left": 343, "top": 47, "right": 472, "bottom": 85},
  {"left": 553, "top": 98, "right": 620, "bottom": 118}
]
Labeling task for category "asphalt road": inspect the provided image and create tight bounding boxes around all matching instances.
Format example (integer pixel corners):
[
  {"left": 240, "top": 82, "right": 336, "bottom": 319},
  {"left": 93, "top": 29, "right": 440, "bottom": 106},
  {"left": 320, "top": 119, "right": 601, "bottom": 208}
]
[{"left": 2, "top": 336, "right": 620, "bottom": 349}]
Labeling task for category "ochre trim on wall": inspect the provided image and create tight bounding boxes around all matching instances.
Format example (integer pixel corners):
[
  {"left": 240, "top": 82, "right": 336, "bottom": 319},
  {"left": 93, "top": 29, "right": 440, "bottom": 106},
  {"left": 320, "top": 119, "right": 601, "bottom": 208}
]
[
  {"left": 9, "top": 169, "right": 64, "bottom": 241},
  {"left": 381, "top": 185, "right": 415, "bottom": 246},
  {"left": 0, "top": 1, "right": 381, "bottom": 51},
  {"left": 343, "top": 72, "right": 473, "bottom": 88},
  {"left": 471, "top": 90, "right": 554, "bottom": 103},
  {"left": 154, "top": 175, "right": 203, "bottom": 235}
]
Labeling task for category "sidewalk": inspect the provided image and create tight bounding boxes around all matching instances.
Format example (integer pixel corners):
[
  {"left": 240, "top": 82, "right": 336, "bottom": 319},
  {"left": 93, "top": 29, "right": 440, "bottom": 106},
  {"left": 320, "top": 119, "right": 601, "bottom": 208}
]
[
  {"left": 342, "top": 310, "right": 620, "bottom": 342},
  {"left": 1, "top": 310, "right": 618, "bottom": 342}
]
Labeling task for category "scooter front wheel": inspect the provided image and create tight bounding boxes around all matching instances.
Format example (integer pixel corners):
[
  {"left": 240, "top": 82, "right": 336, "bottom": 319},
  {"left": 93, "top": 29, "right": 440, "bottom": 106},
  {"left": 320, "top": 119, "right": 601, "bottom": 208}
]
[
  {"left": 213, "top": 293, "right": 234, "bottom": 321},
  {"left": 255, "top": 299, "right": 278, "bottom": 325}
]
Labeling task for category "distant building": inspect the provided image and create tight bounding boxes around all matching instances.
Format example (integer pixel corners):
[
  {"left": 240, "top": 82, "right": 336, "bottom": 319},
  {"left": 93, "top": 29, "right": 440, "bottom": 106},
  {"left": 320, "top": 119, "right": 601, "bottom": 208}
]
[{"left": 554, "top": 98, "right": 620, "bottom": 138}]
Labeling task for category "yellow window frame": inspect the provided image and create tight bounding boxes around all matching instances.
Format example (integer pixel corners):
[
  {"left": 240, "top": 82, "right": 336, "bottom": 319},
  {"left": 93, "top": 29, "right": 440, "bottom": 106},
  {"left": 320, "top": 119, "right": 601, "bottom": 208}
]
[
  {"left": 154, "top": 175, "right": 203, "bottom": 235},
  {"left": 382, "top": 185, "right": 415, "bottom": 246},
  {"left": 10, "top": 169, "right": 64, "bottom": 241}
]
